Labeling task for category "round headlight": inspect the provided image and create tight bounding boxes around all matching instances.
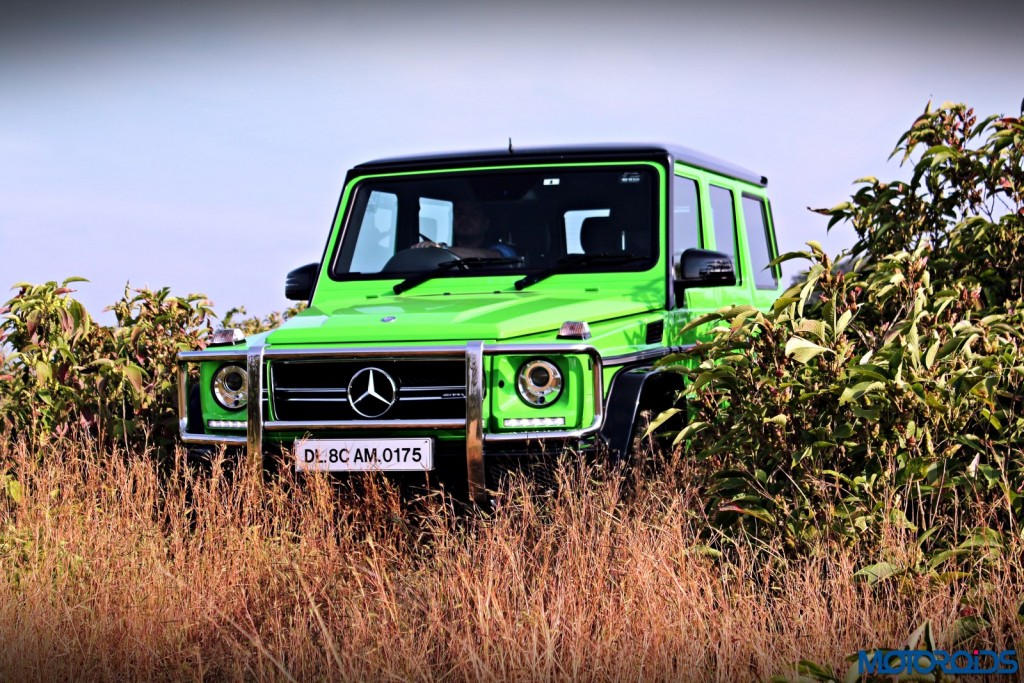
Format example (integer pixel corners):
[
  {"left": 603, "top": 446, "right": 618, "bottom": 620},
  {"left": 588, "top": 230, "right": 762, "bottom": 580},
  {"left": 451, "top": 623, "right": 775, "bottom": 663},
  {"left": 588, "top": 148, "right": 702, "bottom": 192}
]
[
  {"left": 212, "top": 364, "right": 248, "bottom": 410},
  {"left": 516, "top": 359, "right": 562, "bottom": 407}
]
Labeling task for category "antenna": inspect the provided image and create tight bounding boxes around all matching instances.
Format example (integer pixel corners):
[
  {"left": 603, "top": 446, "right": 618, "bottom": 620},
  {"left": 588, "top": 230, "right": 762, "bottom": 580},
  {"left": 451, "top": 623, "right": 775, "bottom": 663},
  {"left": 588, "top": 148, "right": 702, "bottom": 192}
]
[{"left": 508, "top": 137, "right": 514, "bottom": 154}]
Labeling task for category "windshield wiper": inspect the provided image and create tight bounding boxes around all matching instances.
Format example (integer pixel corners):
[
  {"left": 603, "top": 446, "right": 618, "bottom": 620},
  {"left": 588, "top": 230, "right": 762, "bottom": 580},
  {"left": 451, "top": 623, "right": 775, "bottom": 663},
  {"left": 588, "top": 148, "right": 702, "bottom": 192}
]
[
  {"left": 393, "top": 257, "right": 523, "bottom": 295},
  {"left": 513, "top": 253, "right": 648, "bottom": 291}
]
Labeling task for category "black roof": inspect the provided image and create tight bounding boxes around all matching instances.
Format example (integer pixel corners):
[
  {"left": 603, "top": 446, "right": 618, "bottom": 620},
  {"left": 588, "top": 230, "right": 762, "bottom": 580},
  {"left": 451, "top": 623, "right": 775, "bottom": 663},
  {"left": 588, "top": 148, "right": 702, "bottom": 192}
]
[{"left": 353, "top": 143, "right": 767, "bottom": 187}]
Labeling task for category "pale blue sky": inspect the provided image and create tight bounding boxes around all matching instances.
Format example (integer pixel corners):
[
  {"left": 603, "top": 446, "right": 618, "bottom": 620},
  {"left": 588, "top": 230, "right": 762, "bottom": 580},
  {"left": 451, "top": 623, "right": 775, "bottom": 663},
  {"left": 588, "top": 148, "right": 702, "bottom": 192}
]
[{"left": 2, "top": 1, "right": 1022, "bottom": 323}]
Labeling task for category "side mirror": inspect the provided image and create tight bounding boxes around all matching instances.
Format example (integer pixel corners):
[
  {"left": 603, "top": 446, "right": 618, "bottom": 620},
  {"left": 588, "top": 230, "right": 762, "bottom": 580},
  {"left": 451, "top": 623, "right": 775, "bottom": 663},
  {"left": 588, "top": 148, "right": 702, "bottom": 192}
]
[
  {"left": 675, "top": 248, "right": 736, "bottom": 291},
  {"left": 285, "top": 263, "right": 318, "bottom": 301}
]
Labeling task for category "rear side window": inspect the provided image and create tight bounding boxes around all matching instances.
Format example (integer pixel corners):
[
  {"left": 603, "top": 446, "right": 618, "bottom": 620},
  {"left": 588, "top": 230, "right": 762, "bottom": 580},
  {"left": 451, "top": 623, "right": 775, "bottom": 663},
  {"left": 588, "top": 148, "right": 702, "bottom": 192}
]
[
  {"left": 708, "top": 185, "right": 738, "bottom": 280},
  {"left": 742, "top": 195, "right": 778, "bottom": 289},
  {"left": 672, "top": 176, "right": 701, "bottom": 259}
]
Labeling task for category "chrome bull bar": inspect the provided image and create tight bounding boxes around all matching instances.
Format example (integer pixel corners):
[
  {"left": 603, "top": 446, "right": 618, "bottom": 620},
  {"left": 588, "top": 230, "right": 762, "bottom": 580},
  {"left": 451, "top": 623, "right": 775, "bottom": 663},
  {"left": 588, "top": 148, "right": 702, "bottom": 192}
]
[{"left": 177, "top": 343, "right": 604, "bottom": 503}]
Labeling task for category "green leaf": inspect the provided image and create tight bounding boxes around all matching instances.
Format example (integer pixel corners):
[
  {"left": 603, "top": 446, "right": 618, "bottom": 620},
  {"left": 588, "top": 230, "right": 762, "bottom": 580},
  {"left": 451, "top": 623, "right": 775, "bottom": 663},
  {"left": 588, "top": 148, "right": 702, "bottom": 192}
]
[
  {"left": 956, "top": 434, "right": 985, "bottom": 453},
  {"left": 123, "top": 365, "right": 145, "bottom": 394},
  {"left": 771, "top": 296, "right": 801, "bottom": 312},
  {"left": 795, "top": 319, "right": 827, "bottom": 342},
  {"left": 839, "top": 381, "right": 885, "bottom": 404},
  {"left": 643, "top": 407, "right": 682, "bottom": 437},
  {"left": 5, "top": 478, "right": 23, "bottom": 504},
  {"left": 785, "top": 336, "right": 830, "bottom": 364},
  {"left": 834, "top": 309, "right": 853, "bottom": 337},
  {"left": 719, "top": 502, "right": 776, "bottom": 525},
  {"left": 924, "top": 340, "right": 939, "bottom": 370},
  {"left": 854, "top": 561, "right": 904, "bottom": 585},
  {"left": 34, "top": 361, "right": 53, "bottom": 385},
  {"left": 672, "top": 421, "right": 708, "bottom": 446}
]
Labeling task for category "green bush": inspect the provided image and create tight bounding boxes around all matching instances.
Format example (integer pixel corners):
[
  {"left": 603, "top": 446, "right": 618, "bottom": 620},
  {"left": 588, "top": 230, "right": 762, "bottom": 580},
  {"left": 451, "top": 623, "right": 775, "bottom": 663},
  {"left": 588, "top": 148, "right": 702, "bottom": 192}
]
[
  {"left": 0, "top": 281, "right": 215, "bottom": 453},
  {"left": 221, "top": 301, "right": 307, "bottom": 337},
  {"left": 0, "top": 280, "right": 307, "bottom": 455},
  {"left": 655, "top": 102, "right": 1024, "bottom": 560}
]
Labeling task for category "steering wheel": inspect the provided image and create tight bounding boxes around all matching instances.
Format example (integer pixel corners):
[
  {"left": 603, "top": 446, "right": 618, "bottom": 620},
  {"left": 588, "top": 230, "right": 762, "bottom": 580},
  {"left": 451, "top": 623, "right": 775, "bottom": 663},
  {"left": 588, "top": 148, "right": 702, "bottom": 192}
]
[{"left": 381, "top": 244, "right": 465, "bottom": 273}]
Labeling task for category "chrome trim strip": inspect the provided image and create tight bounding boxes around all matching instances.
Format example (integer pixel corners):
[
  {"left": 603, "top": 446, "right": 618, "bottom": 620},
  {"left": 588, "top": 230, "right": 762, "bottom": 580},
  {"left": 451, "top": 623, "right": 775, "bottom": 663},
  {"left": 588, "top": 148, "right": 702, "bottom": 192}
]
[
  {"left": 185, "top": 433, "right": 248, "bottom": 446},
  {"left": 465, "top": 341, "right": 486, "bottom": 505},
  {"left": 397, "top": 395, "right": 464, "bottom": 402},
  {"left": 602, "top": 344, "right": 694, "bottom": 367},
  {"left": 180, "top": 343, "right": 600, "bottom": 363},
  {"left": 247, "top": 344, "right": 265, "bottom": 460},
  {"left": 480, "top": 343, "right": 598, "bottom": 355},
  {"left": 265, "top": 346, "right": 466, "bottom": 359},
  {"left": 274, "top": 387, "right": 462, "bottom": 396},
  {"left": 275, "top": 387, "right": 348, "bottom": 394},
  {"left": 284, "top": 397, "right": 352, "bottom": 403},
  {"left": 179, "top": 349, "right": 247, "bottom": 362},
  {"left": 177, "top": 363, "right": 189, "bottom": 437},
  {"left": 283, "top": 397, "right": 349, "bottom": 403},
  {"left": 400, "top": 385, "right": 464, "bottom": 392},
  {"left": 264, "top": 418, "right": 463, "bottom": 431}
]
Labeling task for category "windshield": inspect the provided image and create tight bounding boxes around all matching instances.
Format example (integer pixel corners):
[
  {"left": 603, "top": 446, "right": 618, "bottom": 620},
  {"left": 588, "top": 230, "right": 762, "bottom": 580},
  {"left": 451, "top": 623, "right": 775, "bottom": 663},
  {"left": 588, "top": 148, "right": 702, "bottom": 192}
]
[{"left": 329, "top": 165, "right": 659, "bottom": 281}]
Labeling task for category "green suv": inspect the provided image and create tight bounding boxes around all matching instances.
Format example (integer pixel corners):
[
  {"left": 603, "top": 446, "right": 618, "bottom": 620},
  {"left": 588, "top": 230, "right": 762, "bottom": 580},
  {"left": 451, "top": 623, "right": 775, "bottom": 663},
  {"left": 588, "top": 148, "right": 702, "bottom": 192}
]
[{"left": 178, "top": 144, "right": 783, "bottom": 501}]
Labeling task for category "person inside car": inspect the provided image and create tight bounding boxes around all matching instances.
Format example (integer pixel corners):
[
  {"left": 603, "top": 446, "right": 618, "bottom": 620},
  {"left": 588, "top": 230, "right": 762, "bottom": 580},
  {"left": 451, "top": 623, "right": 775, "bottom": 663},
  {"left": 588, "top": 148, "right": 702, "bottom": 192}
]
[{"left": 414, "top": 200, "right": 517, "bottom": 259}]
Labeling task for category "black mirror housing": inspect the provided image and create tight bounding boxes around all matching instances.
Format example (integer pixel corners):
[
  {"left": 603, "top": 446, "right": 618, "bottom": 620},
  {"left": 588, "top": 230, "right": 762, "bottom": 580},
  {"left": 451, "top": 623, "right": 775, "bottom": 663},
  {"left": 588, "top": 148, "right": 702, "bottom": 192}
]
[
  {"left": 675, "top": 248, "right": 736, "bottom": 290},
  {"left": 285, "top": 263, "right": 319, "bottom": 301}
]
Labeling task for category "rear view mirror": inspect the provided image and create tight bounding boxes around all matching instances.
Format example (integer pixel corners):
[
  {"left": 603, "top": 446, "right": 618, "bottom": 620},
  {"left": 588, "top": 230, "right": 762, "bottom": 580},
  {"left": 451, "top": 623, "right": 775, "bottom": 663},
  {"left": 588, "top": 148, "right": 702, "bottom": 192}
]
[
  {"left": 675, "top": 248, "right": 736, "bottom": 290},
  {"left": 285, "top": 263, "right": 318, "bottom": 301}
]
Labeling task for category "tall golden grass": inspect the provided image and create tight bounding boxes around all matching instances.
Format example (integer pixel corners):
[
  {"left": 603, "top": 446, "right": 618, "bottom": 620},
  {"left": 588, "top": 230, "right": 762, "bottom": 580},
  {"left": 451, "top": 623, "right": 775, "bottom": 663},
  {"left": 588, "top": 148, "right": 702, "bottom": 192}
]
[{"left": 0, "top": 437, "right": 1020, "bottom": 682}]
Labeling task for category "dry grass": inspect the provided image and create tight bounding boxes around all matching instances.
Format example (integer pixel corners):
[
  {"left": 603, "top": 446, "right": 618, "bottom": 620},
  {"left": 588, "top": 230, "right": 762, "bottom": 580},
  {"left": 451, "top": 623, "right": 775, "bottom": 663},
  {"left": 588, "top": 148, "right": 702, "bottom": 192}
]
[{"left": 0, "top": 438, "right": 1020, "bottom": 682}]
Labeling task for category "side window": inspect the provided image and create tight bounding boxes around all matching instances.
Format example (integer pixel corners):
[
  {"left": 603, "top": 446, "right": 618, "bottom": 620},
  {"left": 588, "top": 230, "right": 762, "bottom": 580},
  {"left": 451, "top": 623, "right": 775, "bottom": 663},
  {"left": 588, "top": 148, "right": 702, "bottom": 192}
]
[
  {"left": 742, "top": 195, "right": 778, "bottom": 289},
  {"left": 419, "top": 197, "right": 453, "bottom": 246},
  {"left": 709, "top": 185, "right": 738, "bottom": 280},
  {"left": 672, "top": 176, "right": 701, "bottom": 261},
  {"left": 350, "top": 190, "right": 397, "bottom": 272}
]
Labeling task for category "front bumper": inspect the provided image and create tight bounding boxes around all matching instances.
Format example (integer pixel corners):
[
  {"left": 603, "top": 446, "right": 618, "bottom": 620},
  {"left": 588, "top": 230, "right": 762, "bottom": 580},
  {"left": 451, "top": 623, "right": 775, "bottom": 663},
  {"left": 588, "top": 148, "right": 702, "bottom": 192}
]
[{"left": 177, "top": 342, "right": 604, "bottom": 503}]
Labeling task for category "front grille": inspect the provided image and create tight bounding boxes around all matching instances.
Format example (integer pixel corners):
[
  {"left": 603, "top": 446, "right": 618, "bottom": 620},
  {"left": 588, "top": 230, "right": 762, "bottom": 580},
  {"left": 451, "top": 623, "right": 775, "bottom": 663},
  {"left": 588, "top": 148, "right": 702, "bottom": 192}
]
[{"left": 270, "top": 358, "right": 466, "bottom": 422}]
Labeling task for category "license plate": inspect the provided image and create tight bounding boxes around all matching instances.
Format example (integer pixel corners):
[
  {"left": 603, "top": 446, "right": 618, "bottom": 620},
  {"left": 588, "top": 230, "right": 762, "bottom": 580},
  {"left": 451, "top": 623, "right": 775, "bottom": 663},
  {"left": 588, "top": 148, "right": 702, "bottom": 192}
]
[{"left": 293, "top": 438, "right": 433, "bottom": 472}]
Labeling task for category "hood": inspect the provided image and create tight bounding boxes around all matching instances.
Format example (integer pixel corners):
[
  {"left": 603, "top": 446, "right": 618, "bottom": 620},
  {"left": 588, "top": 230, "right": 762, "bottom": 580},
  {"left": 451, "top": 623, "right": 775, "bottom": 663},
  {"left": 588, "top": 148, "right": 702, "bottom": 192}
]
[{"left": 266, "top": 291, "right": 654, "bottom": 345}]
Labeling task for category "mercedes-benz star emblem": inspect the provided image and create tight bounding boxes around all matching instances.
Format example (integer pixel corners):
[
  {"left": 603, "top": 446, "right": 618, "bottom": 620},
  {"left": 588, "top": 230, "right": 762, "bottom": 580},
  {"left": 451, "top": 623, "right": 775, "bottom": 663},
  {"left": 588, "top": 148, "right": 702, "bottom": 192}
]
[{"left": 347, "top": 367, "right": 398, "bottom": 418}]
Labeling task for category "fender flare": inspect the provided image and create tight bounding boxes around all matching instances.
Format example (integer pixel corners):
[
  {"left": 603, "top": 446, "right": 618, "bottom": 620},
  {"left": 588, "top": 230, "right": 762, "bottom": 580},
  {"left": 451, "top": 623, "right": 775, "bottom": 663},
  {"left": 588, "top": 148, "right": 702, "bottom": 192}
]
[{"left": 600, "top": 365, "right": 686, "bottom": 461}]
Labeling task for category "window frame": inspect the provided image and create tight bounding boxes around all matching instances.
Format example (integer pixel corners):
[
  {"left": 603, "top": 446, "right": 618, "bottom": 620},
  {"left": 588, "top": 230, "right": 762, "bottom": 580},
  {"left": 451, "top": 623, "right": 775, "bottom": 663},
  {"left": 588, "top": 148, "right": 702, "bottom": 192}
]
[
  {"left": 326, "top": 163, "right": 663, "bottom": 282},
  {"left": 741, "top": 192, "right": 780, "bottom": 290},
  {"left": 707, "top": 183, "right": 742, "bottom": 285},
  {"left": 670, "top": 173, "right": 704, "bottom": 260}
]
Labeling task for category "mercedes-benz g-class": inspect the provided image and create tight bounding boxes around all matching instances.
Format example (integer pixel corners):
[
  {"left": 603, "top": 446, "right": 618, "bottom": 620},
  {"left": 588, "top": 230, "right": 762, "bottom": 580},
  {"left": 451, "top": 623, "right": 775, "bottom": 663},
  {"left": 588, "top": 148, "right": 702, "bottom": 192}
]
[{"left": 178, "top": 144, "right": 783, "bottom": 502}]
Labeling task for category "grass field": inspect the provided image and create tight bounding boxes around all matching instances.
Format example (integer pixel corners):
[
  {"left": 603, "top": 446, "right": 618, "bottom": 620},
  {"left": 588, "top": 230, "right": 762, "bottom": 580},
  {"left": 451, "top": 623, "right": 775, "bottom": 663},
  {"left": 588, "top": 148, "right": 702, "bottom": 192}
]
[{"left": 0, "top": 437, "right": 1021, "bottom": 682}]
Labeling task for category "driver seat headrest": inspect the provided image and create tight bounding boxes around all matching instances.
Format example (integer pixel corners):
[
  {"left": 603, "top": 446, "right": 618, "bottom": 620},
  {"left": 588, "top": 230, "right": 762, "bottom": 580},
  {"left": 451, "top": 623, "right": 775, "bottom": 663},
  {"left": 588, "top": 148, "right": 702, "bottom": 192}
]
[{"left": 579, "top": 216, "right": 623, "bottom": 254}]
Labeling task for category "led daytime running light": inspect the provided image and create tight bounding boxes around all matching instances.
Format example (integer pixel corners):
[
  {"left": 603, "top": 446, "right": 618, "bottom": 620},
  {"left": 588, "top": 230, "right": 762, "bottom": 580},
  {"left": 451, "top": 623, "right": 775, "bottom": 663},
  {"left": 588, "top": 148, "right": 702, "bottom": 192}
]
[
  {"left": 208, "top": 420, "right": 246, "bottom": 429},
  {"left": 503, "top": 417, "right": 566, "bottom": 428}
]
